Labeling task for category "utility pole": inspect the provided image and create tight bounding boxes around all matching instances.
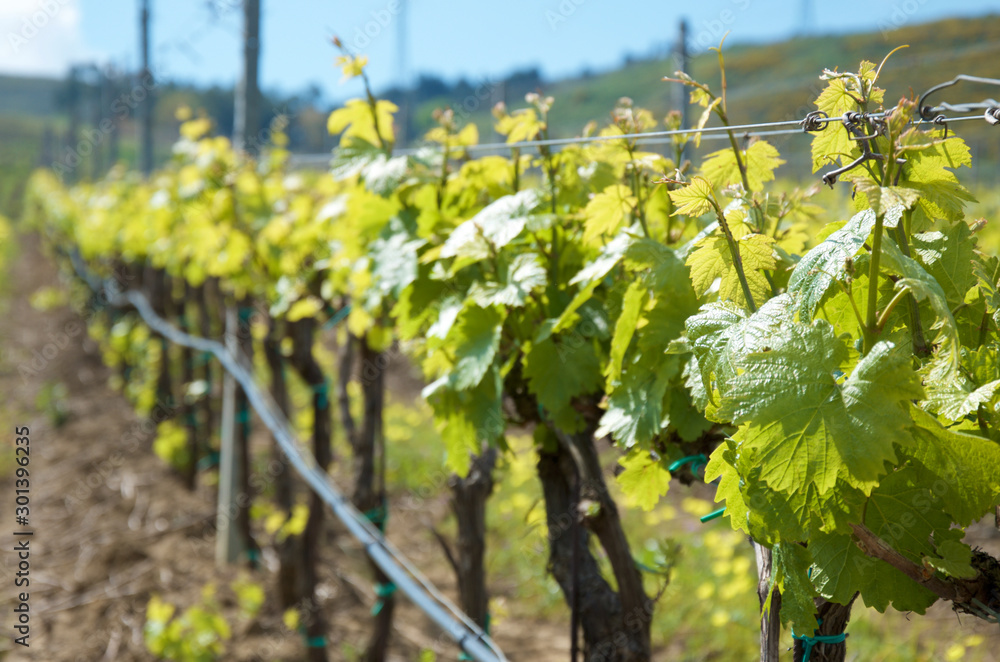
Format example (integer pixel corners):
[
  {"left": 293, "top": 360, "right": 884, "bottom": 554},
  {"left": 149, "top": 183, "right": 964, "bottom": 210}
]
[
  {"left": 396, "top": 0, "right": 410, "bottom": 145},
  {"left": 675, "top": 19, "right": 691, "bottom": 163},
  {"left": 234, "top": 0, "right": 261, "bottom": 157},
  {"left": 799, "top": 0, "right": 814, "bottom": 35},
  {"left": 138, "top": 0, "right": 153, "bottom": 176}
]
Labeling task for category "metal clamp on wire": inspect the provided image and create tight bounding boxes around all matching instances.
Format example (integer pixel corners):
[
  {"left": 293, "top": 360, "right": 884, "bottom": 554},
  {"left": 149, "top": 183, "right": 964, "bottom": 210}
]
[
  {"left": 800, "top": 110, "right": 828, "bottom": 132},
  {"left": 986, "top": 108, "right": 1000, "bottom": 126},
  {"left": 918, "top": 74, "right": 1000, "bottom": 120},
  {"left": 819, "top": 113, "right": 887, "bottom": 187}
]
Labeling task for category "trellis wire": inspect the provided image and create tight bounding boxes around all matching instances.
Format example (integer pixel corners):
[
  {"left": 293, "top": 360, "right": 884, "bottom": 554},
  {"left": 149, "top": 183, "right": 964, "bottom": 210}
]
[{"left": 290, "top": 108, "right": 991, "bottom": 167}]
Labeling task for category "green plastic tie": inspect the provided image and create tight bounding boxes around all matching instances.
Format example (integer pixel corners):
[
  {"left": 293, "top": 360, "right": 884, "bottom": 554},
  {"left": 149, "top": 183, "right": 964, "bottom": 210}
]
[
  {"left": 311, "top": 381, "right": 329, "bottom": 410},
  {"left": 668, "top": 454, "right": 708, "bottom": 475},
  {"left": 372, "top": 582, "right": 397, "bottom": 615},
  {"left": 792, "top": 618, "right": 847, "bottom": 662},
  {"left": 700, "top": 507, "right": 726, "bottom": 523},
  {"left": 246, "top": 548, "right": 260, "bottom": 566},
  {"left": 235, "top": 409, "right": 251, "bottom": 424},
  {"left": 197, "top": 451, "right": 220, "bottom": 472},
  {"left": 297, "top": 625, "right": 326, "bottom": 649},
  {"left": 363, "top": 502, "right": 388, "bottom": 533},
  {"left": 323, "top": 304, "right": 352, "bottom": 330},
  {"left": 238, "top": 306, "right": 254, "bottom": 321}
]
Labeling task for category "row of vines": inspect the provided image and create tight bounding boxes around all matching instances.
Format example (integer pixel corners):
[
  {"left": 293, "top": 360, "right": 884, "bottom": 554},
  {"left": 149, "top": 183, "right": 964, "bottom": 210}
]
[{"left": 23, "top": 44, "right": 1000, "bottom": 662}]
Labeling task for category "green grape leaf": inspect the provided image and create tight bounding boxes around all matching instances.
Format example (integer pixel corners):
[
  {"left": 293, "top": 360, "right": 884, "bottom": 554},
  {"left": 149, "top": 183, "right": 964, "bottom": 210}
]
[
  {"left": 669, "top": 178, "right": 715, "bottom": 217},
  {"left": 361, "top": 154, "right": 410, "bottom": 195},
  {"left": 718, "top": 324, "right": 920, "bottom": 494},
  {"left": 685, "top": 231, "right": 775, "bottom": 310},
  {"left": 370, "top": 231, "right": 425, "bottom": 299},
  {"left": 551, "top": 230, "right": 635, "bottom": 338},
  {"left": 616, "top": 449, "right": 671, "bottom": 511},
  {"left": 685, "top": 294, "right": 796, "bottom": 399},
  {"left": 583, "top": 184, "right": 636, "bottom": 245},
  {"left": 667, "top": 384, "right": 712, "bottom": 441},
  {"left": 495, "top": 108, "right": 543, "bottom": 143},
  {"left": 330, "top": 139, "right": 384, "bottom": 180},
  {"left": 773, "top": 543, "right": 819, "bottom": 632},
  {"left": 809, "top": 530, "right": 937, "bottom": 613},
  {"left": 881, "top": 238, "right": 961, "bottom": 379},
  {"left": 606, "top": 280, "right": 646, "bottom": 388},
  {"left": 903, "top": 132, "right": 976, "bottom": 224},
  {"left": 923, "top": 377, "right": 1000, "bottom": 421},
  {"left": 850, "top": 181, "right": 920, "bottom": 219},
  {"left": 597, "top": 355, "right": 676, "bottom": 449},
  {"left": 328, "top": 98, "right": 397, "bottom": 147},
  {"left": 788, "top": 208, "right": 875, "bottom": 319},
  {"left": 906, "top": 407, "right": 1000, "bottom": 526},
  {"left": 445, "top": 305, "right": 504, "bottom": 390},
  {"left": 704, "top": 439, "right": 754, "bottom": 534},
  {"left": 470, "top": 253, "right": 547, "bottom": 308},
  {"left": 865, "top": 466, "right": 954, "bottom": 566},
  {"left": 440, "top": 189, "right": 540, "bottom": 260},
  {"left": 523, "top": 334, "right": 602, "bottom": 432},
  {"left": 571, "top": 231, "right": 635, "bottom": 285},
  {"left": 924, "top": 539, "right": 976, "bottom": 580},
  {"left": 701, "top": 140, "right": 785, "bottom": 192},
  {"left": 425, "top": 367, "right": 504, "bottom": 477},
  {"left": 626, "top": 239, "right": 701, "bottom": 354},
  {"left": 972, "top": 256, "right": 1000, "bottom": 327},
  {"left": 910, "top": 222, "right": 977, "bottom": 308}
]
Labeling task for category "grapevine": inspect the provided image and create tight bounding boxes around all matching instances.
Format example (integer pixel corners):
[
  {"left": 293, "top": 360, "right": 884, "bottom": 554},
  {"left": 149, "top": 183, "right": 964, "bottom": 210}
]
[{"left": 22, "top": 45, "right": 1000, "bottom": 662}]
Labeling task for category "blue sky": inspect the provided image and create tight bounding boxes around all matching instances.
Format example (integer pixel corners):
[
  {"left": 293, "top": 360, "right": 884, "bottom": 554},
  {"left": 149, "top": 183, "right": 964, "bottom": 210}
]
[{"left": 2, "top": 0, "right": 999, "bottom": 101}]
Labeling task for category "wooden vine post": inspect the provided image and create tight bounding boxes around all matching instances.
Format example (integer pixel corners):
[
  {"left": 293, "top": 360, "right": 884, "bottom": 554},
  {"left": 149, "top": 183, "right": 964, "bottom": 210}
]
[{"left": 216, "top": 304, "right": 243, "bottom": 565}]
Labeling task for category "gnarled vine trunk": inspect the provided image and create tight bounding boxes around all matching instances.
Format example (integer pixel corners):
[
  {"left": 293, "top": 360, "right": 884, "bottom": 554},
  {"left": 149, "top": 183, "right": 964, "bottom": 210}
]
[
  {"left": 354, "top": 338, "right": 394, "bottom": 662},
  {"left": 538, "top": 426, "right": 651, "bottom": 662},
  {"left": 234, "top": 298, "right": 259, "bottom": 564},
  {"left": 147, "top": 267, "right": 174, "bottom": 426},
  {"left": 196, "top": 279, "right": 218, "bottom": 460},
  {"left": 792, "top": 597, "right": 855, "bottom": 662},
  {"left": 289, "top": 317, "right": 331, "bottom": 662},
  {"left": 263, "top": 315, "right": 299, "bottom": 610},
  {"left": 447, "top": 448, "right": 497, "bottom": 632},
  {"left": 178, "top": 280, "right": 198, "bottom": 489}
]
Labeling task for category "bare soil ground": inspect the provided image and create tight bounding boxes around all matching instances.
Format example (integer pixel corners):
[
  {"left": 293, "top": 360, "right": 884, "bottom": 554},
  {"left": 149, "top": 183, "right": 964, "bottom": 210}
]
[{"left": 0, "top": 233, "right": 568, "bottom": 661}]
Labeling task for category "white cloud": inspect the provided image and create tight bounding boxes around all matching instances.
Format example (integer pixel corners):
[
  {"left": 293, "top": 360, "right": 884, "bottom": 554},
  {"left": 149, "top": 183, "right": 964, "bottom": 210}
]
[{"left": 0, "top": 0, "right": 98, "bottom": 77}]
